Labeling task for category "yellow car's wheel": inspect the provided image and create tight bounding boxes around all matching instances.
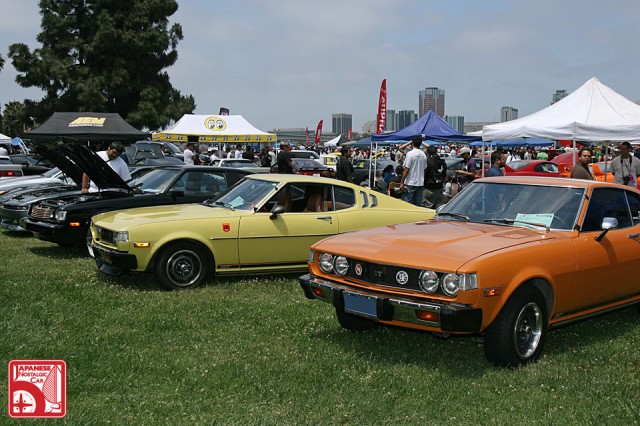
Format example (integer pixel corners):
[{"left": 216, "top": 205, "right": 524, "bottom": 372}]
[{"left": 154, "top": 242, "right": 211, "bottom": 290}]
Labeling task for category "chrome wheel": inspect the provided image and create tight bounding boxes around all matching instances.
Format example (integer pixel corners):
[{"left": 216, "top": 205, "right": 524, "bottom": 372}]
[{"left": 513, "top": 302, "right": 543, "bottom": 359}]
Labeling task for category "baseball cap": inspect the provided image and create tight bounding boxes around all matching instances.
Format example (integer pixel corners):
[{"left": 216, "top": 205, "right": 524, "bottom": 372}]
[{"left": 460, "top": 147, "right": 471, "bottom": 155}]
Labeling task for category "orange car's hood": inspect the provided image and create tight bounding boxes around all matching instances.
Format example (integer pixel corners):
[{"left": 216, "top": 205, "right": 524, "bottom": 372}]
[{"left": 315, "top": 219, "right": 559, "bottom": 271}]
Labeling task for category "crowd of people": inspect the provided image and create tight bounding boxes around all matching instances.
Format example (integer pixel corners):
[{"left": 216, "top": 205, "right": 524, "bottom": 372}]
[{"left": 163, "top": 139, "right": 640, "bottom": 209}]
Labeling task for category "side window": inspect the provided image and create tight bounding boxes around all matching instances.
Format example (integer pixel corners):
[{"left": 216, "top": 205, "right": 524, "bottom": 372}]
[
  {"left": 626, "top": 191, "right": 640, "bottom": 225},
  {"left": 201, "top": 172, "right": 228, "bottom": 196},
  {"left": 360, "top": 191, "right": 369, "bottom": 207},
  {"left": 183, "top": 172, "right": 203, "bottom": 195},
  {"left": 582, "top": 188, "right": 631, "bottom": 231},
  {"left": 332, "top": 186, "right": 355, "bottom": 211}
]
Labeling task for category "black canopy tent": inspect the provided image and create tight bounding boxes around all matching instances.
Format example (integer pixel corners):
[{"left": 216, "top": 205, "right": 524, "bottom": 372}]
[{"left": 23, "top": 112, "right": 150, "bottom": 142}]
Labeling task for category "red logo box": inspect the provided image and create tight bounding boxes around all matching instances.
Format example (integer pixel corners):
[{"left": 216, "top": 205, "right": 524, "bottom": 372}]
[{"left": 8, "top": 360, "right": 66, "bottom": 418}]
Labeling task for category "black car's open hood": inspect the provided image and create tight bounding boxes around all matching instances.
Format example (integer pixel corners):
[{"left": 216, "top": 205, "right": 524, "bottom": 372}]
[
  {"left": 33, "top": 142, "right": 84, "bottom": 186},
  {"left": 36, "top": 141, "right": 130, "bottom": 191}
]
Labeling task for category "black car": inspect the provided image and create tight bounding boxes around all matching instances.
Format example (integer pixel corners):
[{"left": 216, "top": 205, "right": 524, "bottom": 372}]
[
  {"left": 269, "top": 158, "right": 335, "bottom": 178},
  {"left": 352, "top": 158, "right": 399, "bottom": 185},
  {"left": 9, "top": 154, "right": 54, "bottom": 175},
  {"left": 24, "top": 141, "right": 252, "bottom": 248}
]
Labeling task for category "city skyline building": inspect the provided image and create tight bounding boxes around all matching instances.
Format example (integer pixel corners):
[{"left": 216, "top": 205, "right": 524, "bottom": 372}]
[
  {"left": 552, "top": 90, "right": 568, "bottom": 104},
  {"left": 384, "top": 109, "right": 398, "bottom": 131},
  {"left": 419, "top": 87, "right": 445, "bottom": 117},
  {"left": 331, "top": 113, "right": 352, "bottom": 136},
  {"left": 398, "top": 110, "right": 417, "bottom": 128},
  {"left": 444, "top": 115, "right": 465, "bottom": 133},
  {"left": 500, "top": 106, "right": 519, "bottom": 122}
]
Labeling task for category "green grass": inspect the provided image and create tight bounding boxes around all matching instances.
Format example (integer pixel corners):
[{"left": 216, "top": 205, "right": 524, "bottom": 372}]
[{"left": 2, "top": 230, "right": 640, "bottom": 424}]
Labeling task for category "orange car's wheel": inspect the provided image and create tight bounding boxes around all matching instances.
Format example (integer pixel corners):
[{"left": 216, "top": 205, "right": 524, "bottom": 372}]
[
  {"left": 336, "top": 310, "right": 379, "bottom": 332},
  {"left": 483, "top": 286, "right": 548, "bottom": 368},
  {"left": 154, "top": 242, "right": 211, "bottom": 290}
]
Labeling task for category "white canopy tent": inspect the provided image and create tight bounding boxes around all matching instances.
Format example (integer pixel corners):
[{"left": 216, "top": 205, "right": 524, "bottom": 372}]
[
  {"left": 482, "top": 77, "right": 640, "bottom": 142},
  {"left": 152, "top": 114, "right": 277, "bottom": 143},
  {"left": 324, "top": 134, "right": 348, "bottom": 147}
]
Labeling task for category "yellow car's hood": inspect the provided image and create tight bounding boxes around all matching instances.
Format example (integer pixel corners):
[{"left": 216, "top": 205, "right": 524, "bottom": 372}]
[
  {"left": 314, "top": 219, "right": 560, "bottom": 271},
  {"left": 93, "top": 204, "right": 242, "bottom": 230}
]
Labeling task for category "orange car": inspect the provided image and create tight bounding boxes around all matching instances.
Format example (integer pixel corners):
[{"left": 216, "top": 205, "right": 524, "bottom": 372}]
[
  {"left": 589, "top": 162, "right": 615, "bottom": 183},
  {"left": 300, "top": 176, "right": 640, "bottom": 367}
]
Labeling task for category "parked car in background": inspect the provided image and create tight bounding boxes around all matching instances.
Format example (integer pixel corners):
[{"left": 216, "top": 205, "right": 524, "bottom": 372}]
[
  {"left": 90, "top": 174, "right": 434, "bottom": 290},
  {"left": 300, "top": 176, "right": 640, "bottom": 367},
  {"left": 0, "top": 167, "right": 79, "bottom": 196},
  {"left": 589, "top": 162, "right": 614, "bottom": 183},
  {"left": 290, "top": 150, "right": 321, "bottom": 160},
  {"left": 444, "top": 157, "right": 464, "bottom": 181},
  {"left": 8, "top": 154, "right": 53, "bottom": 175},
  {"left": 210, "top": 158, "right": 270, "bottom": 173},
  {"left": 24, "top": 141, "right": 252, "bottom": 249},
  {"left": 0, "top": 156, "right": 24, "bottom": 178},
  {"left": 124, "top": 141, "right": 184, "bottom": 166},
  {"left": 352, "top": 158, "right": 399, "bottom": 185},
  {"left": 270, "top": 158, "right": 335, "bottom": 178},
  {"left": 476, "top": 160, "right": 562, "bottom": 178},
  {"left": 319, "top": 153, "right": 340, "bottom": 172}
]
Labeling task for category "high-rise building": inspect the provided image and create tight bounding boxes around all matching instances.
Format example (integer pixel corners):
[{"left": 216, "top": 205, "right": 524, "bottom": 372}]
[
  {"left": 444, "top": 115, "right": 465, "bottom": 133},
  {"left": 500, "top": 106, "right": 518, "bottom": 122},
  {"left": 332, "top": 113, "right": 352, "bottom": 136},
  {"left": 362, "top": 120, "right": 377, "bottom": 134},
  {"left": 552, "top": 90, "right": 568, "bottom": 104},
  {"left": 384, "top": 109, "right": 397, "bottom": 131},
  {"left": 419, "top": 87, "right": 445, "bottom": 117},
  {"left": 398, "top": 110, "right": 417, "bottom": 128}
]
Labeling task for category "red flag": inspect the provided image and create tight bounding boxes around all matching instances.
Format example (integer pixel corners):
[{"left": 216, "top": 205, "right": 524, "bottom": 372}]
[
  {"left": 315, "top": 120, "right": 323, "bottom": 144},
  {"left": 305, "top": 127, "right": 309, "bottom": 145},
  {"left": 347, "top": 128, "right": 352, "bottom": 140},
  {"left": 376, "top": 79, "right": 387, "bottom": 134}
]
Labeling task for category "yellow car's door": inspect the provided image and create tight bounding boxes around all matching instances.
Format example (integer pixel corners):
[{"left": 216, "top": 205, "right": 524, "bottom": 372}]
[{"left": 237, "top": 210, "right": 339, "bottom": 269}]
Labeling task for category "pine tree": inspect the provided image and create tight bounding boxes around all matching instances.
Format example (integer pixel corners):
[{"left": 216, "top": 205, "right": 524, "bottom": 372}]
[{"left": 8, "top": 0, "right": 194, "bottom": 130}]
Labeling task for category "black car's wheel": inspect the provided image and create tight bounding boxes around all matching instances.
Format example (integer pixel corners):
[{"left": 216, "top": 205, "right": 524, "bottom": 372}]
[
  {"left": 154, "top": 242, "right": 211, "bottom": 290},
  {"left": 483, "top": 286, "right": 548, "bottom": 368},
  {"left": 336, "top": 310, "right": 379, "bottom": 332}
]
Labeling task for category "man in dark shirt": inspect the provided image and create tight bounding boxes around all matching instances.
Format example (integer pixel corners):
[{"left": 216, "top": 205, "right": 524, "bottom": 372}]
[
  {"left": 336, "top": 147, "right": 354, "bottom": 183},
  {"left": 570, "top": 148, "right": 594, "bottom": 180},
  {"left": 277, "top": 143, "right": 294, "bottom": 174}
]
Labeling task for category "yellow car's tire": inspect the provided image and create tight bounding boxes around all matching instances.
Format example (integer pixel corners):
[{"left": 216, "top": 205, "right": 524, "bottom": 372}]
[{"left": 154, "top": 242, "right": 210, "bottom": 290}]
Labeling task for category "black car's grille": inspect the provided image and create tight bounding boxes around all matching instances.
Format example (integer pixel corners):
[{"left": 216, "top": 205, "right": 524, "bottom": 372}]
[
  {"left": 30, "top": 204, "right": 54, "bottom": 220},
  {"left": 347, "top": 259, "right": 423, "bottom": 292}
]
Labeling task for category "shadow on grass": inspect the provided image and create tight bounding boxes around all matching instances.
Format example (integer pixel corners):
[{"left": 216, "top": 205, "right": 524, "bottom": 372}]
[
  {"left": 29, "top": 244, "right": 89, "bottom": 259},
  {"left": 313, "top": 306, "right": 640, "bottom": 374},
  {"left": 3, "top": 230, "right": 34, "bottom": 239},
  {"left": 95, "top": 270, "right": 302, "bottom": 293}
]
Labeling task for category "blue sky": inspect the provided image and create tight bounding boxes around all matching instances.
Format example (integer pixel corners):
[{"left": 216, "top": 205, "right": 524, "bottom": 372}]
[{"left": 1, "top": 0, "right": 639, "bottom": 132}]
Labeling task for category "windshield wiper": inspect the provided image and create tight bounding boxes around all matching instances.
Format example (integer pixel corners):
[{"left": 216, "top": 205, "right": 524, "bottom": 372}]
[
  {"left": 483, "top": 218, "right": 550, "bottom": 232},
  {"left": 211, "top": 200, "right": 235, "bottom": 210},
  {"left": 437, "top": 212, "right": 470, "bottom": 221}
]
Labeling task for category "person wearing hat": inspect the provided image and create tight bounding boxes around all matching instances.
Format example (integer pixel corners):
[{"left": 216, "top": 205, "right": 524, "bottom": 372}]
[
  {"left": 81, "top": 141, "right": 131, "bottom": 193},
  {"left": 455, "top": 147, "right": 476, "bottom": 188}
]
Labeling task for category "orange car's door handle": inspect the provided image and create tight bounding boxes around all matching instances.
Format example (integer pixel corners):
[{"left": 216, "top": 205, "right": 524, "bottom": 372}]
[
  {"left": 627, "top": 233, "right": 640, "bottom": 240},
  {"left": 316, "top": 216, "right": 333, "bottom": 224}
]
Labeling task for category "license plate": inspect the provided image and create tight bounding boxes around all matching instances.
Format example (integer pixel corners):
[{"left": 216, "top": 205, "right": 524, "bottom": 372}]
[{"left": 343, "top": 291, "right": 378, "bottom": 319}]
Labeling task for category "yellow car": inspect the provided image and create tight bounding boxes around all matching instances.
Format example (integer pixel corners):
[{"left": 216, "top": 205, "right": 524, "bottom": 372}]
[{"left": 90, "top": 174, "right": 433, "bottom": 290}]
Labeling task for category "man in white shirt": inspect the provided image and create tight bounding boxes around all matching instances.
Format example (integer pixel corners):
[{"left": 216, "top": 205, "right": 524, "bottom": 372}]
[
  {"left": 611, "top": 141, "right": 640, "bottom": 187},
  {"left": 81, "top": 142, "right": 131, "bottom": 193},
  {"left": 399, "top": 136, "right": 428, "bottom": 206},
  {"left": 183, "top": 143, "right": 195, "bottom": 165}
]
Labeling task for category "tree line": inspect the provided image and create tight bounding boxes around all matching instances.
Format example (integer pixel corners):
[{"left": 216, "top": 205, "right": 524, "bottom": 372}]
[{"left": 0, "top": 0, "right": 195, "bottom": 137}]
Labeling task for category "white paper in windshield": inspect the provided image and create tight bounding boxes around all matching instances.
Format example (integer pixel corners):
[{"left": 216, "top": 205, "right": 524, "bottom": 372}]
[{"left": 515, "top": 213, "right": 554, "bottom": 227}]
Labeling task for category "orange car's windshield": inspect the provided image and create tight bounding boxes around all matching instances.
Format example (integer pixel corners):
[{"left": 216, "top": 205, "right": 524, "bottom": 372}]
[{"left": 440, "top": 182, "right": 585, "bottom": 230}]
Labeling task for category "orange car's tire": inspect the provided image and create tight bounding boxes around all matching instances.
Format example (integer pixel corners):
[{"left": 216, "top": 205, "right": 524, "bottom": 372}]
[
  {"left": 336, "top": 310, "right": 379, "bottom": 332},
  {"left": 483, "top": 286, "right": 548, "bottom": 368},
  {"left": 154, "top": 242, "right": 211, "bottom": 290}
]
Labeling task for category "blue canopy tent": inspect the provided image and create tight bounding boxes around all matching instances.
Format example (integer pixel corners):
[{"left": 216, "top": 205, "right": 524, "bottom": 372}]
[{"left": 372, "top": 110, "right": 481, "bottom": 143}]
